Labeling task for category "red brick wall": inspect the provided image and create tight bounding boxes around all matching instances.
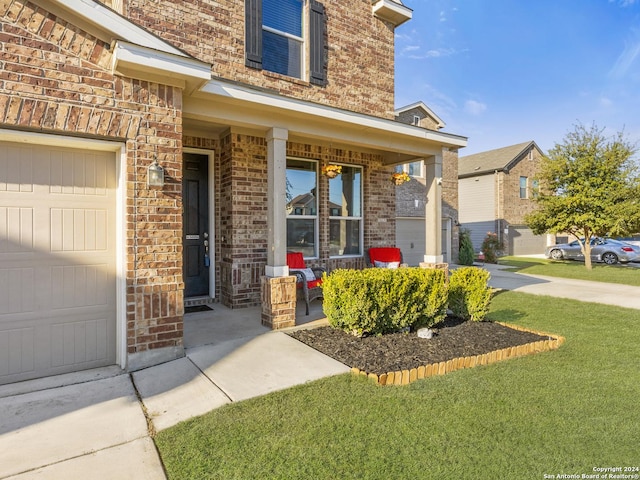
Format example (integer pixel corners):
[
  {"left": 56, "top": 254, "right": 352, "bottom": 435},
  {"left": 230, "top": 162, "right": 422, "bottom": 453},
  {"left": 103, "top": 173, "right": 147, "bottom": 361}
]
[
  {"left": 123, "top": 0, "right": 396, "bottom": 119},
  {"left": 1, "top": 1, "right": 184, "bottom": 357}
]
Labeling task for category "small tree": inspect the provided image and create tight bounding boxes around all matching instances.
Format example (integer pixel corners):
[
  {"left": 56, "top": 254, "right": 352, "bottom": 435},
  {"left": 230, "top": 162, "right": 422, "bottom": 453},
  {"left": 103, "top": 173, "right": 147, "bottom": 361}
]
[
  {"left": 458, "top": 229, "right": 475, "bottom": 265},
  {"left": 526, "top": 123, "right": 640, "bottom": 270},
  {"left": 481, "top": 232, "right": 503, "bottom": 263}
]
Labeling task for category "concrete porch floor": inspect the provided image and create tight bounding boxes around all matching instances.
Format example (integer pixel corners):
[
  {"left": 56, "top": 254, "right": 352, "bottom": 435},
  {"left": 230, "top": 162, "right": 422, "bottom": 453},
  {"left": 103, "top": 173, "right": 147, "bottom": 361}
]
[{"left": 184, "top": 298, "right": 327, "bottom": 349}]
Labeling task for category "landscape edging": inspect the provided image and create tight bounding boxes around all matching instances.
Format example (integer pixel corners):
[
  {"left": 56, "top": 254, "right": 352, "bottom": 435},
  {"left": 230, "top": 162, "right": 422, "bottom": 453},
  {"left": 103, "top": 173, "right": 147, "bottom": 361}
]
[{"left": 350, "top": 323, "right": 566, "bottom": 386}]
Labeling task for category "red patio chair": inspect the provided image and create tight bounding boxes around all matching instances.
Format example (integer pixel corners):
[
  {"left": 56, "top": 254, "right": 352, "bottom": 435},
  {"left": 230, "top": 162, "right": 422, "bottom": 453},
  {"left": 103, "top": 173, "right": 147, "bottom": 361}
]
[
  {"left": 367, "top": 247, "right": 403, "bottom": 268},
  {"left": 286, "top": 252, "right": 326, "bottom": 315}
]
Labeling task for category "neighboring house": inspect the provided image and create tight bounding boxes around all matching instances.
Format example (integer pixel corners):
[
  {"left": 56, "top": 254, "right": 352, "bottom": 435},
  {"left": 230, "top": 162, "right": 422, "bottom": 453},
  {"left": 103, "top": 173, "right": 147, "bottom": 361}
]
[
  {"left": 458, "top": 141, "right": 545, "bottom": 255},
  {"left": 395, "top": 102, "right": 461, "bottom": 265},
  {"left": 0, "top": 0, "right": 467, "bottom": 385}
]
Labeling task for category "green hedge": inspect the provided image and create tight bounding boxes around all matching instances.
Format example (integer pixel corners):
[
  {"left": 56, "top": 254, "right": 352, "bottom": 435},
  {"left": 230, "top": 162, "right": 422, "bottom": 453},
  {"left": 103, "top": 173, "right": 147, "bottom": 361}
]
[
  {"left": 322, "top": 267, "right": 448, "bottom": 336},
  {"left": 448, "top": 267, "right": 492, "bottom": 321}
]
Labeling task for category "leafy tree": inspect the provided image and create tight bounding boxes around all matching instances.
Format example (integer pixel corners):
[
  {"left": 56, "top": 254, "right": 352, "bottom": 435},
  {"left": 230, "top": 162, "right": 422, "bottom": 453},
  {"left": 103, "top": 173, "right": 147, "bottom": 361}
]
[{"left": 526, "top": 123, "right": 640, "bottom": 269}]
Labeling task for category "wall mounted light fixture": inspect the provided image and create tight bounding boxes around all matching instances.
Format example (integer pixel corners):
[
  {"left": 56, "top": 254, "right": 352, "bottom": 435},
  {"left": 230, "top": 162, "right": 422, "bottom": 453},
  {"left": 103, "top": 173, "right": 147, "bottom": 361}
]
[{"left": 148, "top": 158, "right": 165, "bottom": 187}]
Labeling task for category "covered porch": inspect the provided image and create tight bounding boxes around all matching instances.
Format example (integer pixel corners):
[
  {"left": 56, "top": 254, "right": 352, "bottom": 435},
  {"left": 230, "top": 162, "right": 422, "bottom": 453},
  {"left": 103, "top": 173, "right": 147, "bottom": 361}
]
[{"left": 182, "top": 77, "right": 467, "bottom": 330}]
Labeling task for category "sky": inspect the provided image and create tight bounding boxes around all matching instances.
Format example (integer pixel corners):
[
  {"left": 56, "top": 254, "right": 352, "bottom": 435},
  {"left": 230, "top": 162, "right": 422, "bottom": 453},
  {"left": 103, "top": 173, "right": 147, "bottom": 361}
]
[{"left": 394, "top": 0, "right": 640, "bottom": 156}]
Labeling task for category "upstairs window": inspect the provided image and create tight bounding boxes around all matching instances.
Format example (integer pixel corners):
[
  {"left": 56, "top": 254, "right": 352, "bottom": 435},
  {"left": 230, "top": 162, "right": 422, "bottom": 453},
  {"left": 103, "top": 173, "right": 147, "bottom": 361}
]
[
  {"left": 245, "top": 0, "right": 327, "bottom": 85},
  {"left": 263, "top": 0, "right": 303, "bottom": 77},
  {"left": 531, "top": 179, "right": 540, "bottom": 199},
  {"left": 520, "top": 176, "right": 528, "bottom": 199}
]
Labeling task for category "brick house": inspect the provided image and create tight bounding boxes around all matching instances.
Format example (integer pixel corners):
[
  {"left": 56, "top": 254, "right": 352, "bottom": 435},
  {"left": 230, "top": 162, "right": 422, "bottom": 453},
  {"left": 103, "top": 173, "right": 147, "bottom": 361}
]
[
  {"left": 0, "top": 0, "right": 467, "bottom": 384},
  {"left": 458, "top": 141, "right": 545, "bottom": 256},
  {"left": 394, "top": 102, "right": 461, "bottom": 265}
]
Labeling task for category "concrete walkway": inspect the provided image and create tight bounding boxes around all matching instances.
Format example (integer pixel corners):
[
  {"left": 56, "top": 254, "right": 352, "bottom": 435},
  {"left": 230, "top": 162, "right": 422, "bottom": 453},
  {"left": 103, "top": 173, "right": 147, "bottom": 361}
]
[
  {"left": 0, "top": 308, "right": 348, "bottom": 479},
  {"left": 1, "top": 267, "right": 639, "bottom": 479},
  {"left": 482, "top": 263, "right": 640, "bottom": 310}
]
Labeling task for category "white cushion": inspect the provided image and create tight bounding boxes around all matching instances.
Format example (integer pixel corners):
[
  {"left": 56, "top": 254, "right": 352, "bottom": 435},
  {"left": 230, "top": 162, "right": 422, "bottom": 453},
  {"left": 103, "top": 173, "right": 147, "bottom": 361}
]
[
  {"left": 300, "top": 268, "right": 317, "bottom": 282},
  {"left": 374, "top": 260, "right": 400, "bottom": 269}
]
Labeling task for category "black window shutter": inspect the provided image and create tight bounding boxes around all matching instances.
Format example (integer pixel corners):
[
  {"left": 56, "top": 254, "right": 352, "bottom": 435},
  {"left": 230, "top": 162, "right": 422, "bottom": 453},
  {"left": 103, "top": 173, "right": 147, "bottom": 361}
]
[
  {"left": 245, "top": 0, "right": 262, "bottom": 69},
  {"left": 309, "top": 0, "right": 326, "bottom": 86}
]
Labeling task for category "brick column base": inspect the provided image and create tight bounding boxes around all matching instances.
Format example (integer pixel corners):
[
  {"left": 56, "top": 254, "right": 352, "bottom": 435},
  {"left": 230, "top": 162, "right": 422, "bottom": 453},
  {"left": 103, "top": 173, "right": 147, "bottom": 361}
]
[
  {"left": 261, "top": 275, "right": 297, "bottom": 329},
  {"left": 419, "top": 262, "right": 449, "bottom": 279}
]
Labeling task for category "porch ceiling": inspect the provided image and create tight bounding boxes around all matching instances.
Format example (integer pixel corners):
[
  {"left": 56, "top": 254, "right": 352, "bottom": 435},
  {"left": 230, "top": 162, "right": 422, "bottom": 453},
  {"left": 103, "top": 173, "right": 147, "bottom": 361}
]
[{"left": 184, "top": 79, "right": 467, "bottom": 166}]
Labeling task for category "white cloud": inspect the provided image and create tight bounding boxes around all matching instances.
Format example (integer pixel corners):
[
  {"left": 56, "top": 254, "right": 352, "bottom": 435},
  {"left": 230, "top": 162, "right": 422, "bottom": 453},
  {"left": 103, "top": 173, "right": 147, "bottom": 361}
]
[
  {"left": 406, "top": 47, "right": 459, "bottom": 59},
  {"left": 465, "top": 100, "right": 487, "bottom": 116},
  {"left": 610, "top": 0, "right": 638, "bottom": 6},
  {"left": 600, "top": 97, "right": 613, "bottom": 108},
  {"left": 609, "top": 30, "right": 640, "bottom": 79}
]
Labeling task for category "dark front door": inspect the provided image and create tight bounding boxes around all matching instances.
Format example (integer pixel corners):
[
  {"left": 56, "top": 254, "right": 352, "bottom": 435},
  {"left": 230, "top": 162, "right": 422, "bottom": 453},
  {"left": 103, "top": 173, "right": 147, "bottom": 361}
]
[{"left": 183, "top": 153, "right": 210, "bottom": 298}]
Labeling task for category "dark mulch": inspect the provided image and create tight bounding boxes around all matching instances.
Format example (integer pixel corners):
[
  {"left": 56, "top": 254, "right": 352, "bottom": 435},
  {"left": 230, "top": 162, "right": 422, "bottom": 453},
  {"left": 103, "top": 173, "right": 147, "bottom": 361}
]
[{"left": 288, "top": 318, "right": 552, "bottom": 375}]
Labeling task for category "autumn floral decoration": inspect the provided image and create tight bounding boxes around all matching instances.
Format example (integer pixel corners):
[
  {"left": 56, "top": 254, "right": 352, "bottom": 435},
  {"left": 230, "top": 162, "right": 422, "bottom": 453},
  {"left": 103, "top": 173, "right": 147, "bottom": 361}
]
[
  {"left": 391, "top": 171, "right": 411, "bottom": 185},
  {"left": 321, "top": 164, "right": 342, "bottom": 178}
]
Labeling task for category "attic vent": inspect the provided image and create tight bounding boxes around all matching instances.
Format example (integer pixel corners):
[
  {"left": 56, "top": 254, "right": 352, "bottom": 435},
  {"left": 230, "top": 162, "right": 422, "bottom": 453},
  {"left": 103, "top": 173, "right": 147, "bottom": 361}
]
[{"left": 413, "top": 115, "right": 420, "bottom": 126}]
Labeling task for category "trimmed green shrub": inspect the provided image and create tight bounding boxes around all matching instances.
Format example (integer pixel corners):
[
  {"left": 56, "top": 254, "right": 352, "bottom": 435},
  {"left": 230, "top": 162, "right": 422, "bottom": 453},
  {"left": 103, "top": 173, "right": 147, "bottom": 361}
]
[
  {"left": 322, "top": 268, "right": 448, "bottom": 336},
  {"left": 480, "top": 232, "right": 503, "bottom": 263},
  {"left": 458, "top": 228, "right": 475, "bottom": 265},
  {"left": 448, "top": 267, "right": 492, "bottom": 322}
]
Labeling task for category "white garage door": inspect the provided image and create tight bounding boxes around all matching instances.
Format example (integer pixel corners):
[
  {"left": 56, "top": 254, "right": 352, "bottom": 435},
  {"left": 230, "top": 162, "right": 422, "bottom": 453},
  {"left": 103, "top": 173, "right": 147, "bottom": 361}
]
[{"left": 0, "top": 143, "right": 117, "bottom": 385}]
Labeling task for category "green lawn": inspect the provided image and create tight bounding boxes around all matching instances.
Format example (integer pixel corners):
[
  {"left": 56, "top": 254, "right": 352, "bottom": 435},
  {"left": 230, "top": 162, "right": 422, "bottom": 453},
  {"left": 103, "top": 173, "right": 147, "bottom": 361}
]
[
  {"left": 155, "top": 292, "right": 640, "bottom": 479},
  {"left": 498, "top": 256, "right": 640, "bottom": 286}
]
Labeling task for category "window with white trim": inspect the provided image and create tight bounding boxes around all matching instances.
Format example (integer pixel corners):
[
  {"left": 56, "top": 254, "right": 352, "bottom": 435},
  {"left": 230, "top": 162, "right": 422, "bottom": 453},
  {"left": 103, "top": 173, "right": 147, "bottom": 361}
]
[
  {"left": 245, "top": 0, "right": 326, "bottom": 84},
  {"left": 395, "top": 160, "right": 423, "bottom": 178},
  {"left": 262, "top": 0, "right": 304, "bottom": 77},
  {"left": 329, "top": 165, "right": 362, "bottom": 256},
  {"left": 519, "top": 176, "right": 528, "bottom": 199},
  {"left": 286, "top": 159, "right": 318, "bottom": 258}
]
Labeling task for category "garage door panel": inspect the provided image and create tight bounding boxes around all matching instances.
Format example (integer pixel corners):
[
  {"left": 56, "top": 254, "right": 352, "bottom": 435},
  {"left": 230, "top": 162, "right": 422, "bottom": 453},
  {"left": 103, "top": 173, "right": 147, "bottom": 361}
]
[
  {"left": 0, "top": 207, "right": 34, "bottom": 253},
  {"left": 0, "top": 142, "right": 116, "bottom": 384},
  {"left": 51, "top": 317, "right": 112, "bottom": 367},
  {"left": 51, "top": 264, "right": 111, "bottom": 309},
  {"left": 0, "top": 327, "right": 35, "bottom": 376},
  {"left": 0, "top": 267, "right": 36, "bottom": 315},
  {"left": 50, "top": 208, "right": 109, "bottom": 252},
  {"left": 0, "top": 146, "right": 34, "bottom": 193}
]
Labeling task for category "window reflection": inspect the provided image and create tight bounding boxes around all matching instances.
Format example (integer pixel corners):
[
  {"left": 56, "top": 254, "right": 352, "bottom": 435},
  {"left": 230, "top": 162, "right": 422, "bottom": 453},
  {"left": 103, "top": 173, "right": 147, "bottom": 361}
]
[
  {"left": 286, "top": 159, "right": 317, "bottom": 257},
  {"left": 329, "top": 165, "right": 362, "bottom": 256}
]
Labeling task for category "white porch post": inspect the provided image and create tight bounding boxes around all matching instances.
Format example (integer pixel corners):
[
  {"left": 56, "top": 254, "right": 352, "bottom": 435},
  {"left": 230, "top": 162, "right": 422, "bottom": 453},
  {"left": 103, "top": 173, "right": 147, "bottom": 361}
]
[
  {"left": 423, "top": 152, "right": 444, "bottom": 264},
  {"left": 265, "top": 127, "right": 289, "bottom": 277}
]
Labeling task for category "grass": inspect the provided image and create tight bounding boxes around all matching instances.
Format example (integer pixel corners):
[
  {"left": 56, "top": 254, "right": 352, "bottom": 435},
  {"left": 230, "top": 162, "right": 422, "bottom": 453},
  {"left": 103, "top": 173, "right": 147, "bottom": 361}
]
[
  {"left": 155, "top": 292, "right": 640, "bottom": 479},
  {"left": 498, "top": 255, "right": 640, "bottom": 286}
]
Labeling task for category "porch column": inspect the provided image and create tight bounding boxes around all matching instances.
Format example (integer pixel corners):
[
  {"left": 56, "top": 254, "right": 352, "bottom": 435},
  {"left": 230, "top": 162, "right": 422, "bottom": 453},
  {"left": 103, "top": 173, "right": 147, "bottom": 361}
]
[
  {"left": 262, "top": 127, "right": 296, "bottom": 330},
  {"left": 265, "top": 127, "right": 289, "bottom": 277},
  {"left": 422, "top": 152, "right": 444, "bottom": 265}
]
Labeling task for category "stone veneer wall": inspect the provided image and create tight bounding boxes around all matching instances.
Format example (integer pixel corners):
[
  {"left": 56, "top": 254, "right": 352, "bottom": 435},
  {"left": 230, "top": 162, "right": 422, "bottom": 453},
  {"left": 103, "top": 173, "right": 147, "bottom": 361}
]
[
  {"left": 1, "top": 1, "right": 185, "bottom": 363},
  {"left": 123, "top": 0, "right": 397, "bottom": 119}
]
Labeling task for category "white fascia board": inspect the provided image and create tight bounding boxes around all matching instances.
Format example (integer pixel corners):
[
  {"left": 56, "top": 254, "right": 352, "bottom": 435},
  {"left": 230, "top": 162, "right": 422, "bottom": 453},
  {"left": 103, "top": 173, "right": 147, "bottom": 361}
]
[
  {"left": 198, "top": 79, "right": 467, "bottom": 151},
  {"left": 371, "top": 0, "right": 412, "bottom": 27},
  {"left": 112, "top": 41, "right": 211, "bottom": 92},
  {"left": 50, "top": 0, "right": 187, "bottom": 57}
]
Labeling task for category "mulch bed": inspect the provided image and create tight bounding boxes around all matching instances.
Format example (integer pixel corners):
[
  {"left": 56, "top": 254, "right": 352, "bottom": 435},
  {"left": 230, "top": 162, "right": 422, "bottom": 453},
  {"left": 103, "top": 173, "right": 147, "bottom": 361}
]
[{"left": 288, "top": 318, "right": 552, "bottom": 376}]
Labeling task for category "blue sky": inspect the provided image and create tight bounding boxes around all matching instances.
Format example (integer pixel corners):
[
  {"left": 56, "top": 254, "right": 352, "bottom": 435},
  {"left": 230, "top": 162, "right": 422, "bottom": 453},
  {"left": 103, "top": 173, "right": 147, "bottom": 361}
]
[{"left": 394, "top": 0, "right": 640, "bottom": 156}]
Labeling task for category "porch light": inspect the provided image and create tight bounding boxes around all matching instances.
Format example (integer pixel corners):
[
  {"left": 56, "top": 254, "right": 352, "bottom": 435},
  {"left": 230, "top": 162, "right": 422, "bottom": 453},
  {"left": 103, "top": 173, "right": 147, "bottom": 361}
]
[{"left": 148, "top": 158, "right": 165, "bottom": 187}]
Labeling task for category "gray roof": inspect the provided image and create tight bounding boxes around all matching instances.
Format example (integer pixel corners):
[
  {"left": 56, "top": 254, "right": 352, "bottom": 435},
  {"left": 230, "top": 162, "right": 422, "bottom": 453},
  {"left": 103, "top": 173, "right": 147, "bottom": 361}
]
[{"left": 458, "top": 141, "right": 541, "bottom": 177}]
